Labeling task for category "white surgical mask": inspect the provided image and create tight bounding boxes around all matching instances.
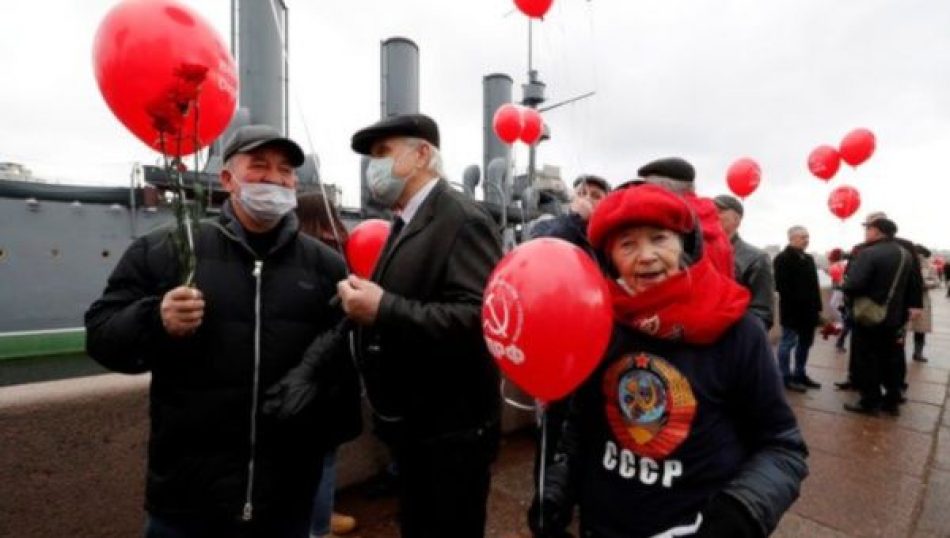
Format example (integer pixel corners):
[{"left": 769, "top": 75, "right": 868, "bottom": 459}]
[
  {"left": 366, "top": 151, "right": 413, "bottom": 207},
  {"left": 236, "top": 180, "right": 297, "bottom": 225}
]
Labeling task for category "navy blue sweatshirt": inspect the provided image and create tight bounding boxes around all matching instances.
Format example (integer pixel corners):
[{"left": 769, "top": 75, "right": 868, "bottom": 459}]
[{"left": 556, "top": 315, "right": 807, "bottom": 538}]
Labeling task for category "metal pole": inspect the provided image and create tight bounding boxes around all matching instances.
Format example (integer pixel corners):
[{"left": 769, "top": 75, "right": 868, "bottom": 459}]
[{"left": 526, "top": 19, "right": 536, "bottom": 193}]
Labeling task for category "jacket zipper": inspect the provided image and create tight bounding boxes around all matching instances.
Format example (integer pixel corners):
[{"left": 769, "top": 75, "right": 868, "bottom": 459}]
[{"left": 242, "top": 259, "right": 264, "bottom": 521}]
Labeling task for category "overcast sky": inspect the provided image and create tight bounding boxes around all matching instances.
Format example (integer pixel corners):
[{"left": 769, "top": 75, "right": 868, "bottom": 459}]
[{"left": 1, "top": 0, "right": 948, "bottom": 252}]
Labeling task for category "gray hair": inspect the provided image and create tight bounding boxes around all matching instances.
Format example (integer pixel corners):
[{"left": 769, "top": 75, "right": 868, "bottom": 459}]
[
  {"left": 406, "top": 137, "right": 445, "bottom": 178},
  {"left": 787, "top": 225, "right": 808, "bottom": 239}
]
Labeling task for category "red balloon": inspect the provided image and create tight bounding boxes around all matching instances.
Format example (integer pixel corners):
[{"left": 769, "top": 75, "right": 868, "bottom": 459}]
[
  {"left": 514, "top": 0, "right": 554, "bottom": 18},
  {"left": 828, "top": 185, "right": 861, "bottom": 220},
  {"left": 93, "top": 0, "right": 238, "bottom": 156},
  {"left": 725, "top": 158, "right": 761, "bottom": 198},
  {"left": 839, "top": 128, "right": 876, "bottom": 167},
  {"left": 482, "top": 238, "right": 612, "bottom": 403},
  {"left": 519, "top": 107, "right": 544, "bottom": 145},
  {"left": 345, "top": 219, "right": 391, "bottom": 278},
  {"left": 829, "top": 262, "right": 846, "bottom": 285},
  {"left": 808, "top": 145, "right": 841, "bottom": 181},
  {"left": 493, "top": 104, "right": 523, "bottom": 144}
]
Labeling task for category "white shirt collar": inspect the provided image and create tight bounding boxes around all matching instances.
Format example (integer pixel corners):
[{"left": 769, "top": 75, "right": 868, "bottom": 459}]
[{"left": 398, "top": 178, "right": 438, "bottom": 226}]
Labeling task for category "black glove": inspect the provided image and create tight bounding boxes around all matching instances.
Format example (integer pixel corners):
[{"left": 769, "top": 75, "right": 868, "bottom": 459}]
[
  {"left": 527, "top": 457, "right": 574, "bottom": 538},
  {"left": 695, "top": 494, "right": 762, "bottom": 538},
  {"left": 262, "top": 320, "right": 350, "bottom": 421}
]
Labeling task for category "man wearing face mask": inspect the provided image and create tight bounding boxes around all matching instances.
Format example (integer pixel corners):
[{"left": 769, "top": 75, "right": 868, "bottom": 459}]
[
  {"left": 338, "top": 113, "right": 503, "bottom": 538},
  {"left": 85, "top": 125, "right": 360, "bottom": 538}
]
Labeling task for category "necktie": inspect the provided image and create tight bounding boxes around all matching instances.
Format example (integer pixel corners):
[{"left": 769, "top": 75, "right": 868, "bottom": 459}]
[{"left": 380, "top": 216, "right": 405, "bottom": 258}]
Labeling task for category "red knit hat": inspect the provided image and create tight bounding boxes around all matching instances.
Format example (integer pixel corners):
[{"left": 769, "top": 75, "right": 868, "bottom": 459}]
[{"left": 587, "top": 184, "right": 695, "bottom": 250}]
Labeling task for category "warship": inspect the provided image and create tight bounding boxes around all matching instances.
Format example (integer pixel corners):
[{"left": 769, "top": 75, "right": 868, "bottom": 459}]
[{"left": 0, "top": 0, "right": 574, "bottom": 384}]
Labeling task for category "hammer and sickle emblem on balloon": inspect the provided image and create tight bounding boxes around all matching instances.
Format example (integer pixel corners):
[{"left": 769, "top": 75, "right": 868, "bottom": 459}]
[{"left": 483, "top": 290, "right": 511, "bottom": 339}]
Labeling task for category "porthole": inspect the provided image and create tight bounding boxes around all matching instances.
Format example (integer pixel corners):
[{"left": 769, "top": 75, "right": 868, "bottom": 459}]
[
  {"left": 101, "top": 250, "right": 111, "bottom": 259},
  {"left": 51, "top": 248, "right": 60, "bottom": 258}
]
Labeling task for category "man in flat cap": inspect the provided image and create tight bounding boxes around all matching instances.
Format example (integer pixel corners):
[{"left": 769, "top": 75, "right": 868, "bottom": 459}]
[
  {"left": 86, "top": 125, "right": 361, "bottom": 537},
  {"left": 339, "top": 113, "right": 503, "bottom": 537},
  {"left": 715, "top": 194, "right": 775, "bottom": 329},
  {"left": 840, "top": 217, "right": 917, "bottom": 416},
  {"left": 636, "top": 157, "right": 735, "bottom": 278},
  {"left": 835, "top": 211, "right": 923, "bottom": 393}
]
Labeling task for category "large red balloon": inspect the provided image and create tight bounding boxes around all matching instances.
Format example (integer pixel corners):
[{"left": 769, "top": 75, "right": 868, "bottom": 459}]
[
  {"left": 493, "top": 104, "right": 523, "bottom": 144},
  {"left": 482, "top": 238, "right": 612, "bottom": 403},
  {"left": 93, "top": 0, "right": 238, "bottom": 156},
  {"left": 726, "top": 158, "right": 761, "bottom": 199},
  {"left": 828, "top": 185, "right": 861, "bottom": 220},
  {"left": 514, "top": 0, "right": 554, "bottom": 18},
  {"left": 839, "top": 128, "right": 876, "bottom": 167},
  {"left": 520, "top": 107, "right": 544, "bottom": 145},
  {"left": 345, "top": 219, "right": 391, "bottom": 278},
  {"left": 808, "top": 145, "right": 841, "bottom": 181}
]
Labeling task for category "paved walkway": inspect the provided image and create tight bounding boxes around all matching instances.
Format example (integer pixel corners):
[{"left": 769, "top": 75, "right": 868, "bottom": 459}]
[{"left": 336, "top": 289, "right": 950, "bottom": 537}]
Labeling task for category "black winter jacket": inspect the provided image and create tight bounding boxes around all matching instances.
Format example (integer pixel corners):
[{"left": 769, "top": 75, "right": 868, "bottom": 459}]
[
  {"left": 773, "top": 246, "right": 822, "bottom": 331},
  {"left": 84, "top": 203, "right": 361, "bottom": 521},
  {"left": 841, "top": 238, "right": 914, "bottom": 328},
  {"left": 540, "top": 316, "right": 808, "bottom": 538}
]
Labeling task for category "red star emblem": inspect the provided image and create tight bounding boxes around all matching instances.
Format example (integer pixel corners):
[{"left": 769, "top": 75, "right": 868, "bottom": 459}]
[{"left": 634, "top": 354, "right": 650, "bottom": 369}]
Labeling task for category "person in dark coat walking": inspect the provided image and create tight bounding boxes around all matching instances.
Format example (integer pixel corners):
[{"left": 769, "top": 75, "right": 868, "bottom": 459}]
[
  {"left": 840, "top": 218, "right": 914, "bottom": 416},
  {"left": 337, "top": 114, "right": 503, "bottom": 538},
  {"left": 773, "top": 226, "right": 823, "bottom": 392},
  {"left": 85, "top": 125, "right": 361, "bottom": 538},
  {"left": 531, "top": 185, "right": 807, "bottom": 538},
  {"left": 714, "top": 194, "right": 776, "bottom": 330}
]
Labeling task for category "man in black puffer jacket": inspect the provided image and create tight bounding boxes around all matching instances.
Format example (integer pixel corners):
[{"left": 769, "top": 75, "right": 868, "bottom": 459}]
[{"left": 85, "top": 125, "right": 361, "bottom": 538}]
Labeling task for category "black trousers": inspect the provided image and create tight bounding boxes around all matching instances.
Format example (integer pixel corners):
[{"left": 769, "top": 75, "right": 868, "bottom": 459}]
[
  {"left": 851, "top": 324, "right": 902, "bottom": 408},
  {"left": 395, "top": 427, "right": 498, "bottom": 538}
]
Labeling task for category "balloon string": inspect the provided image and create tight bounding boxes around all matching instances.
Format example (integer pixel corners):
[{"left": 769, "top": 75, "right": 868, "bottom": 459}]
[
  {"left": 261, "top": 0, "right": 349, "bottom": 271},
  {"left": 538, "top": 408, "right": 547, "bottom": 533},
  {"left": 499, "top": 378, "right": 538, "bottom": 412}
]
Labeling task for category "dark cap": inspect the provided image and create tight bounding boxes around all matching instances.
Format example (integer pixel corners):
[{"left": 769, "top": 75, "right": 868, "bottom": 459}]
[
  {"left": 713, "top": 194, "right": 744, "bottom": 217},
  {"left": 637, "top": 157, "right": 695, "bottom": 183},
  {"left": 222, "top": 125, "right": 305, "bottom": 167},
  {"left": 351, "top": 113, "right": 440, "bottom": 155},
  {"left": 573, "top": 174, "right": 611, "bottom": 193},
  {"left": 867, "top": 217, "right": 898, "bottom": 237}
]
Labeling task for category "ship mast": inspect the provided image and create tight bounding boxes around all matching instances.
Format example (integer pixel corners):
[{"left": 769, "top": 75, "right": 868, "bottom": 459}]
[{"left": 521, "top": 18, "right": 596, "bottom": 198}]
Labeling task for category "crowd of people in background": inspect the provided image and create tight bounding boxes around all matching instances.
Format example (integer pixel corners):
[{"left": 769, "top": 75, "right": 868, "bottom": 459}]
[{"left": 84, "top": 113, "right": 942, "bottom": 538}]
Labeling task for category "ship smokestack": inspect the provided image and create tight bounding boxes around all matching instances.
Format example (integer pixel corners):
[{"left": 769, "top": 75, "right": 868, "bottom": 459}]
[{"left": 361, "top": 37, "right": 420, "bottom": 216}]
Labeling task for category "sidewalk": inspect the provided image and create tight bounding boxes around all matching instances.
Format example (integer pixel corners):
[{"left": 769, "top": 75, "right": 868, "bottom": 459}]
[{"left": 336, "top": 289, "right": 950, "bottom": 537}]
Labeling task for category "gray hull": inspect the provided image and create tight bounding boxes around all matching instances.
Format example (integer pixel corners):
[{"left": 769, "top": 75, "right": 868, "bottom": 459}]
[{"left": 0, "top": 195, "right": 174, "bottom": 334}]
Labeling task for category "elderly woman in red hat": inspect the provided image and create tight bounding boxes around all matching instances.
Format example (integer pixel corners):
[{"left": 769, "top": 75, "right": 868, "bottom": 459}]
[{"left": 531, "top": 185, "right": 808, "bottom": 538}]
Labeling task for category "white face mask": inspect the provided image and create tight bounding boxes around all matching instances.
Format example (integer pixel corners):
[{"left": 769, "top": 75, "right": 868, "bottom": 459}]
[
  {"left": 366, "top": 149, "right": 414, "bottom": 207},
  {"left": 236, "top": 180, "right": 297, "bottom": 226}
]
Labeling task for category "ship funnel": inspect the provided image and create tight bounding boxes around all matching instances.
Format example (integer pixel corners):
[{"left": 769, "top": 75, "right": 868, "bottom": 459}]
[
  {"left": 482, "top": 74, "right": 514, "bottom": 191},
  {"left": 234, "top": 0, "right": 288, "bottom": 133},
  {"left": 361, "top": 37, "right": 421, "bottom": 217}
]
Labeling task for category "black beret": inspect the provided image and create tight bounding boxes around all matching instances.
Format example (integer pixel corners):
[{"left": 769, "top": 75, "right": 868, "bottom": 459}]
[
  {"left": 637, "top": 157, "right": 695, "bottom": 183},
  {"left": 223, "top": 124, "right": 305, "bottom": 167},
  {"left": 351, "top": 113, "right": 440, "bottom": 155}
]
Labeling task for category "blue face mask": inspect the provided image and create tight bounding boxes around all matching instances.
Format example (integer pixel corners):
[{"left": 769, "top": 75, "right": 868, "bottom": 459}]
[
  {"left": 366, "top": 150, "right": 414, "bottom": 207},
  {"left": 236, "top": 180, "right": 297, "bottom": 226}
]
